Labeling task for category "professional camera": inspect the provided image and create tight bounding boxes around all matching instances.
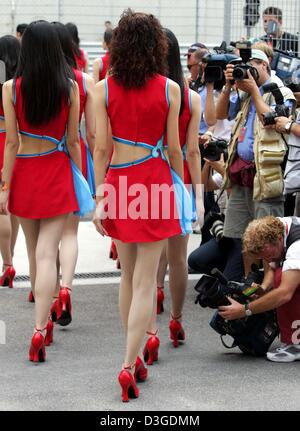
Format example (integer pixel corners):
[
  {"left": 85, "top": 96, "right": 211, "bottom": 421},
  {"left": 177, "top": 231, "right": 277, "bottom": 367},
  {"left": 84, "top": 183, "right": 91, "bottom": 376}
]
[
  {"left": 261, "top": 82, "right": 290, "bottom": 126},
  {"left": 200, "top": 139, "right": 228, "bottom": 162},
  {"left": 232, "top": 41, "right": 259, "bottom": 81},
  {"left": 195, "top": 266, "right": 264, "bottom": 309},
  {"left": 194, "top": 267, "right": 279, "bottom": 356},
  {"left": 202, "top": 41, "right": 240, "bottom": 90}
]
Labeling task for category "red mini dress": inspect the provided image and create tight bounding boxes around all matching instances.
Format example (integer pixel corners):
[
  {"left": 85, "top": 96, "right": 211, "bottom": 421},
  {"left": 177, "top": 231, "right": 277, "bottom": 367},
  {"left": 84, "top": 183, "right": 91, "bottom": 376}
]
[
  {"left": 8, "top": 78, "right": 79, "bottom": 219},
  {"left": 0, "top": 102, "right": 5, "bottom": 180},
  {"left": 99, "top": 52, "right": 110, "bottom": 81},
  {"left": 102, "top": 74, "right": 183, "bottom": 243}
]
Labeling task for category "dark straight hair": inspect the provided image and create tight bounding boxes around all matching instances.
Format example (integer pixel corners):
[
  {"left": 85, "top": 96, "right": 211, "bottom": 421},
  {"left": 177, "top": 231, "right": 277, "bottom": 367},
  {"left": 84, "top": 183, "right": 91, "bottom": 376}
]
[
  {"left": 0, "top": 35, "right": 20, "bottom": 102},
  {"left": 16, "top": 20, "right": 73, "bottom": 125},
  {"left": 164, "top": 28, "right": 185, "bottom": 116},
  {"left": 51, "top": 22, "right": 77, "bottom": 71},
  {"left": 65, "top": 22, "right": 81, "bottom": 57}
]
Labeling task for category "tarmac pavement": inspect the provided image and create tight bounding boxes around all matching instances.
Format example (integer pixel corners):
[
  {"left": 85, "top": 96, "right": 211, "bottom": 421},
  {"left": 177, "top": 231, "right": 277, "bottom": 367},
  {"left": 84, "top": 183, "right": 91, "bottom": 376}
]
[{"left": 0, "top": 222, "right": 299, "bottom": 411}]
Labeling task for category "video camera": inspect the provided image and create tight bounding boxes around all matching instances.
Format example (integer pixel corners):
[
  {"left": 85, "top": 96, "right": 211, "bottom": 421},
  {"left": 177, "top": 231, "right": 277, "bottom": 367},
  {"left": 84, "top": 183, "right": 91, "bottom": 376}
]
[
  {"left": 271, "top": 50, "right": 300, "bottom": 93},
  {"left": 261, "top": 82, "right": 290, "bottom": 126},
  {"left": 202, "top": 41, "right": 240, "bottom": 90},
  {"left": 200, "top": 139, "right": 228, "bottom": 162},
  {"left": 194, "top": 267, "right": 279, "bottom": 356}
]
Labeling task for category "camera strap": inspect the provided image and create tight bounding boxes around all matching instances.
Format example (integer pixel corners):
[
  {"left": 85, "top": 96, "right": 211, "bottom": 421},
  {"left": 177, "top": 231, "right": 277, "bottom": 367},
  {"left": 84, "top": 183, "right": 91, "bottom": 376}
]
[{"left": 220, "top": 335, "right": 238, "bottom": 349}]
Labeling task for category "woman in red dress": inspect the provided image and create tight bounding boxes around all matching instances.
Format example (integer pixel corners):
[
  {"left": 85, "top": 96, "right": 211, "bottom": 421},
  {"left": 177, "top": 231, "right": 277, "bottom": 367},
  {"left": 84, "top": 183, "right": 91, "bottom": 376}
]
[
  {"left": 48, "top": 22, "right": 95, "bottom": 327},
  {"left": 0, "top": 21, "right": 81, "bottom": 362},
  {"left": 65, "top": 22, "right": 89, "bottom": 73},
  {"left": 0, "top": 35, "right": 20, "bottom": 289},
  {"left": 93, "top": 10, "right": 191, "bottom": 402},
  {"left": 145, "top": 29, "right": 203, "bottom": 363},
  {"left": 92, "top": 29, "right": 113, "bottom": 83}
]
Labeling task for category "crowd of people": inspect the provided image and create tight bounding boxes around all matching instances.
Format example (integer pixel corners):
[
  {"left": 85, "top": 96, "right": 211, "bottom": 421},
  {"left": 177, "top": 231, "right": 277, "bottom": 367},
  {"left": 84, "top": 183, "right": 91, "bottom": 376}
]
[{"left": 1, "top": 5, "right": 300, "bottom": 404}]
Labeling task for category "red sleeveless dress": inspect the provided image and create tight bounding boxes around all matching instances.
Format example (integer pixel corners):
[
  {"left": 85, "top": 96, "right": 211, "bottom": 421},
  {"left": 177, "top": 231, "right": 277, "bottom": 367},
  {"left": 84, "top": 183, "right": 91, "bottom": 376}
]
[
  {"left": 73, "top": 69, "right": 88, "bottom": 179},
  {"left": 103, "top": 74, "right": 183, "bottom": 243},
  {"left": 99, "top": 52, "right": 110, "bottom": 81},
  {"left": 8, "top": 78, "right": 79, "bottom": 219},
  {"left": 75, "top": 49, "right": 87, "bottom": 72},
  {"left": 0, "top": 102, "right": 5, "bottom": 181}
]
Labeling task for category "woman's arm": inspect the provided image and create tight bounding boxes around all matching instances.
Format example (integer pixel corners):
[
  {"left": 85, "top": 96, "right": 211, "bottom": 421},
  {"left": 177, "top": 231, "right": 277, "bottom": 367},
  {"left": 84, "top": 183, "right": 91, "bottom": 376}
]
[
  {"left": 66, "top": 81, "right": 81, "bottom": 171},
  {"left": 83, "top": 74, "right": 96, "bottom": 155},
  {"left": 93, "top": 80, "right": 112, "bottom": 205},
  {"left": 1, "top": 80, "right": 20, "bottom": 186},
  {"left": 185, "top": 90, "right": 204, "bottom": 222},
  {"left": 166, "top": 80, "right": 184, "bottom": 181},
  {"left": 204, "top": 82, "right": 217, "bottom": 127},
  {"left": 92, "top": 58, "right": 101, "bottom": 84}
]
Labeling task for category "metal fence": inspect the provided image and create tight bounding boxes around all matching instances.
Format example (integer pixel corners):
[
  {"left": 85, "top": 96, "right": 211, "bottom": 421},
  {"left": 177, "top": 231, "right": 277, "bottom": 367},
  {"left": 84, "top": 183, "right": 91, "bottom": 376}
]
[{"left": 1, "top": 1, "right": 299, "bottom": 56}]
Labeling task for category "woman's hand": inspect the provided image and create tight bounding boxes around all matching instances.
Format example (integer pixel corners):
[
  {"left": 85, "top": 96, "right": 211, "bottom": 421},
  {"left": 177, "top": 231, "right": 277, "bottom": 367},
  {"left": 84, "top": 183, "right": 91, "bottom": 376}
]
[
  {"left": 93, "top": 200, "right": 108, "bottom": 237},
  {"left": 0, "top": 190, "right": 9, "bottom": 215}
]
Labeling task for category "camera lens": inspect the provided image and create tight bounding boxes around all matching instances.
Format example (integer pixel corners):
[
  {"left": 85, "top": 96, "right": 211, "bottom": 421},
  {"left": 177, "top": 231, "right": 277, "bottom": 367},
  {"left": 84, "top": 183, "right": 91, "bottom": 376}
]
[{"left": 232, "top": 66, "right": 247, "bottom": 80}]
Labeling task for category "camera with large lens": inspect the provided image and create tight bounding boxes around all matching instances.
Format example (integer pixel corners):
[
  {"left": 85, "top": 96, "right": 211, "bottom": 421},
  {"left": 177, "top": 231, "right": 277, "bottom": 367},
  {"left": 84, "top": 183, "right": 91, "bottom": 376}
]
[
  {"left": 202, "top": 41, "right": 240, "bottom": 90},
  {"left": 194, "top": 267, "right": 279, "bottom": 356},
  {"left": 232, "top": 41, "right": 259, "bottom": 81},
  {"left": 262, "top": 82, "right": 290, "bottom": 126},
  {"left": 200, "top": 139, "right": 228, "bottom": 162},
  {"left": 202, "top": 211, "right": 225, "bottom": 244}
]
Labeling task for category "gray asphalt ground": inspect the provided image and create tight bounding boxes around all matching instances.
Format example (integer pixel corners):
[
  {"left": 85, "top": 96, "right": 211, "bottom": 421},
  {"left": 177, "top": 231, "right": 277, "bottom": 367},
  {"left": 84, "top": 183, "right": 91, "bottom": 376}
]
[{"left": 0, "top": 280, "right": 300, "bottom": 411}]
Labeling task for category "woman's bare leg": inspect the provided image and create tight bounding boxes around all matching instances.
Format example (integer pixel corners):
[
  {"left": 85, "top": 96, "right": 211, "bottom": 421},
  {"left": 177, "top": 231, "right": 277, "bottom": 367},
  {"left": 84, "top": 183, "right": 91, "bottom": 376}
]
[
  {"left": 115, "top": 240, "right": 136, "bottom": 335},
  {"left": 59, "top": 213, "right": 80, "bottom": 288},
  {"left": 34, "top": 215, "right": 68, "bottom": 329},
  {"left": 0, "top": 214, "right": 12, "bottom": 268},
  {"left": 18, "top": 217, "right": 39, "bottom": 296},
  {"left": 122, "top": 240, "right": 165, "bottom": 369},
  {"left": 167, "top": 234, "right": 189, "bottom": 319}
]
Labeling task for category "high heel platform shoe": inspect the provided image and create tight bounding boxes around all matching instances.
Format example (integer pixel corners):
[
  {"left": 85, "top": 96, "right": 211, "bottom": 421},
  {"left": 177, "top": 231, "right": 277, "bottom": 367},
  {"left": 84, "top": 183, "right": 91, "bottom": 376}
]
[
  {"left": 118, "top": 365, "right": 139, "bottom": 403},
  {"left": 45, "top": 318, "right": 54, "bottom": 346},
  {"left": 134, "top": 356, "right": 148, "bottom": 382},
  {"left": 29, "top": 328, "right": 46, "bottom": 363},
  {"left": 143, "top": 330, "right": 160, "bottom": 365},
  {"left": 0, "top": 264, "right": 16, "bottom": 288},
  {"left": 169, "top": 314, "right": 185, "bottom": 348},
  {"left": 56, "top": 287, "right": 72, "bottom": 327},
  {"left": 157, "top": 286, "right": 164, "bottom": 314},
  {"left": 28, "top": 291, "right": 35, "bottom": 303}
]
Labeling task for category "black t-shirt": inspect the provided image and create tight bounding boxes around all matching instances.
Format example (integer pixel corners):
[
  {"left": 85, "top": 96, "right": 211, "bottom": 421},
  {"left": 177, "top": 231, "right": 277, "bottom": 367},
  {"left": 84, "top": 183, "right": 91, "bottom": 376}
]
[{"left": 261, "top": 32, "right": 299, "bottom": 57}]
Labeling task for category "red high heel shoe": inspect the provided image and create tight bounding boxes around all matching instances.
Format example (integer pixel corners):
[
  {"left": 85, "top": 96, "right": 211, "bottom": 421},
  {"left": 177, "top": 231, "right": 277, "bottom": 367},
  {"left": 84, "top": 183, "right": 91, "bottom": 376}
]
[
  {"left": 118, "top": 366, "right": 139, "bottom": 403},
  {"left": 134, "top": 356, "right": 148, "bottom": 382},
  {"left": 56, "top": 287, "right": 72, "bottom": 327},
  {"left": 0, "top": 264, "right": 16, "bottom": 288},
  {"left": 169, "top": 314, "right": 185, "bottom": 348},
  {"left": 157, "top": 286, "right": 164, "bottom": 314},
  {"left": 28, "top": 291, "right": 35, "bottom": 303},
  {"left": 50, "top": 298, "right": 60, "bottom": 323},
  {"left": 45, "top": 319, "right": 54, "bottom": 346},
  {"left": 143, "top": 330, "right": 160, "bottom": 365},
  {"left": 109, "top": 240, "right": 118, "bottom": 260},
  {"left": 29, "top": 329, "right": 46, "bottom": 363}
]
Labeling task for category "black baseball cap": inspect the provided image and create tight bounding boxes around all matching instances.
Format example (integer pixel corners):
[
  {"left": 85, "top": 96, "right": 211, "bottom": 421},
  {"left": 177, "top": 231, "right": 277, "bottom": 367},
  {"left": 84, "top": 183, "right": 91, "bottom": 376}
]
[{"left": 185, "top": 43, "right": 207, "bottom": 56}]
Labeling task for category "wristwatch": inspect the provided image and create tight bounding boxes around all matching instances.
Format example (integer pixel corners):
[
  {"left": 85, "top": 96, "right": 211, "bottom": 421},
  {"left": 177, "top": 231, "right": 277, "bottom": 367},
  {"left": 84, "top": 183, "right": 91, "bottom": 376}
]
[
  {"left": 244, "top": 303, "right": 253, "bottom": 317},
  {"left": 284, "top": 121, "right": 294, "bottom": 134}
]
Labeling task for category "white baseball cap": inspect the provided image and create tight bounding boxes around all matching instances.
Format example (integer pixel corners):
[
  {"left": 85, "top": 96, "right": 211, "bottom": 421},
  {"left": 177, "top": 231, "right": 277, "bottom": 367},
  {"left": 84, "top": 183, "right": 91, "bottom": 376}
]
[{"left": 250, "top": 49, "right": 270, "bottom": 64}]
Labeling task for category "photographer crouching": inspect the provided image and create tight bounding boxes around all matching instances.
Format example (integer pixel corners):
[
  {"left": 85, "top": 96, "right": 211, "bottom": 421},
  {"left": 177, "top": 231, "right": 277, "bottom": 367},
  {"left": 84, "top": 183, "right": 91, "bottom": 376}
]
[
  {"left": 219, "top": 216, "right": 300, "bottom": 362},
  {"left": 216, "top": 49, "right": 295, "bottom": 275}
]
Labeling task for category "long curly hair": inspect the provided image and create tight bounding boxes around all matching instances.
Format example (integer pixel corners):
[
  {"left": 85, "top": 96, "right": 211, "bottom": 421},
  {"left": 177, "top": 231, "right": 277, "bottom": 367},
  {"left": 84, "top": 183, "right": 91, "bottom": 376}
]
[{"left": 110, "top": 9, "right": 168, "bottom": 89}]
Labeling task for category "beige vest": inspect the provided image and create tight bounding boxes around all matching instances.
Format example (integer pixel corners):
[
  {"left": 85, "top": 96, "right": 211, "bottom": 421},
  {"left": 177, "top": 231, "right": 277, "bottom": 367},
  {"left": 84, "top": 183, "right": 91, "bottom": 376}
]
[{"left": 224, "top": 86, "right": 293, "bottom": 201}]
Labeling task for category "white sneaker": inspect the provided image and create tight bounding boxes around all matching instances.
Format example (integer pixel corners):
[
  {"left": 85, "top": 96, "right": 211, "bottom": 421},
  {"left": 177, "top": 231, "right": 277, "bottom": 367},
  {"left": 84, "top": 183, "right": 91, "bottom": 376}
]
[{"left": 267, "top": 344, "right": 300, "bottom": 363}]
